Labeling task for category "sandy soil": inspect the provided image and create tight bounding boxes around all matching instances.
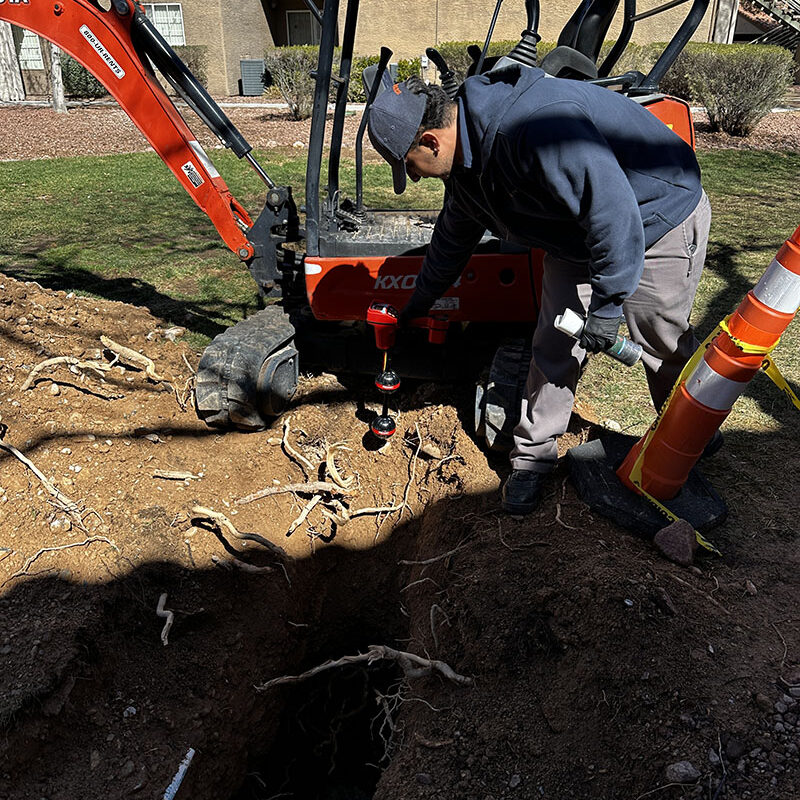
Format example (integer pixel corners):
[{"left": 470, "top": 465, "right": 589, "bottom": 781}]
[{"left": 0, "top": 101, "right": 799, "bottom": 800}]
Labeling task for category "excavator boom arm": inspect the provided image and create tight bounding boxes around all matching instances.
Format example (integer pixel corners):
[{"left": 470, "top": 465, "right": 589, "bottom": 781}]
[{"left": 0, "top": 0, "right": 287, "bottom": 272}]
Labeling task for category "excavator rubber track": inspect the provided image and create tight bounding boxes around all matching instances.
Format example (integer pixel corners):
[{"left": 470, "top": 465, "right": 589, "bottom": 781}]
[{"left": 195, "top": 304, "right": 298, "bottom": 431}]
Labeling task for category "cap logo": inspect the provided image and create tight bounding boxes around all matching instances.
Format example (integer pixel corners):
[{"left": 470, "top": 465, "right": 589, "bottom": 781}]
[{"left": 392, "top": 83, "right": 402, "bottom": 95}]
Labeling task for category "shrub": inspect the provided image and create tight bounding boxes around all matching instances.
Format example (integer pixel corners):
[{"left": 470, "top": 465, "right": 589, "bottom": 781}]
[
  {"left": 173, "top": 45, "right": 209, "bottom": 89},
  {"left": 59, "top": 54, "right": 107, "bottom": 99},
  {"left": 349, "top": 54, "right": 380, "bottom": 102},
  {"left": 263, "top": 45, "right": 320, "bottom": 120},
  {"left": 397, "top": 57, "right": 422, "bottom": 82},
  {"left": 597, "top": 41, "right": 663, "bottom": 79},
  {"left": 669, "top": 43, "right": 792, "bottom": 135},
  {"left": 431, "top": 40, "right": 527, "bottom": 81}
]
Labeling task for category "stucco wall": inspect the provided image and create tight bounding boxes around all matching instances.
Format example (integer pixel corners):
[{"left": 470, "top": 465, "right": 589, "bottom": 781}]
[
  {"left": 177, "top": 0, "right": 716, "bottom": 95},
  {"left": 220, "top": 0, "right": 275, "bottom": 95},
  {"left": 182, "top": 0, "right": 274, "bottom": 96},
  {"left": 340, "top": 0, "right": 714, "bottom": 64}
]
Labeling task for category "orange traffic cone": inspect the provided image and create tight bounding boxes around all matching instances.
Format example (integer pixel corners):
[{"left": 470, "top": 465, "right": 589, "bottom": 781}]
[{"left": 618, "top": 225, "right": 800, "bottom": 501}]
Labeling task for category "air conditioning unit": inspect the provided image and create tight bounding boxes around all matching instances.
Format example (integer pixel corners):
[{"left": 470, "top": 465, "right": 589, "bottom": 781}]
[{"left": 240, "top": 59, "right": 265, "bottom": 96}]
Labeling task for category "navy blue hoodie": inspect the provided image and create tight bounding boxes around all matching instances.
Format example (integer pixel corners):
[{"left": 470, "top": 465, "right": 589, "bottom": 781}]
[{"left": 410, "top": 64, "right": 703, "bottom": 319}]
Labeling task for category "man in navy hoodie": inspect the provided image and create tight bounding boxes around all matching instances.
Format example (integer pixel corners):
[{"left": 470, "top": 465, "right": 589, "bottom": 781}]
[{"left": 367, "top": 66, "right": 711, "bottom": 516}]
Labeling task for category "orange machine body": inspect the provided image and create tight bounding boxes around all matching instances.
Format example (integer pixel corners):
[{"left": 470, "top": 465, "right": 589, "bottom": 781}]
[
  {"left": 638, "top": 95, "right": 695, "bottom": 149},
  {"left": 304, "top": 251, "right": 544, "bottom": 323}
]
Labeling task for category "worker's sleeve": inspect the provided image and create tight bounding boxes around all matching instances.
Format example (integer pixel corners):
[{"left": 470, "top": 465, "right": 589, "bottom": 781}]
[
  {"left": 515, "top": 105, "right": 645, "bottom": 318},
  {"left": 407, "top": 188, "right": 485, "bottom": 313}
]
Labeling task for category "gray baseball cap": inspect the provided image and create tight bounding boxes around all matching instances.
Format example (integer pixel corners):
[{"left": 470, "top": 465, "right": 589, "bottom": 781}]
[{"left": 367, "top": 81, "right": 427, "bottom": 194}]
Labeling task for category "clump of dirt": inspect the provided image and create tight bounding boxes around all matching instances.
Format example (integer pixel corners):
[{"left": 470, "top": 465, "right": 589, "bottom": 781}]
[{"left": 1, "top": 274, "right": 800, "bottom": 800}]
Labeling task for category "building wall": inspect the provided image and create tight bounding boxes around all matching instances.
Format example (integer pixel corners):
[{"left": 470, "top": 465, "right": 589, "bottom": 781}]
[
  {"left": 220, "top": 0, "right": 275, "bottom": 94},
  {"left": 182, "top": 0, "right": 274, "bottom": 96},
  {"left": 340, "top": 0, "right": 714, "bottom": 63}
]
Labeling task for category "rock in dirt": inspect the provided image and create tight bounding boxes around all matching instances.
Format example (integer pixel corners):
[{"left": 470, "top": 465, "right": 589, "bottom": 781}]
[
  {"left": 652, "top": 586, "right": 678, "bottom": 615},
  {"left": 665, "top": 760, "right": 701, "bottom": 783},
  {"left": 653, "top": 520, "right": 697, "bottom": 566}
]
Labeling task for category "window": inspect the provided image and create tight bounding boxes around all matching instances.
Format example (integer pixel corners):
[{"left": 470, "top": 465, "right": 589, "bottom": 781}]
[
  {"left": 142, "top": 3, "right": 186, "bottom": 46},
  {"left": 286, "top": 10, "right": 321, "bottom": 46},
  {"left": 17, "top": 29, "right": 44, "bottom": 70}
]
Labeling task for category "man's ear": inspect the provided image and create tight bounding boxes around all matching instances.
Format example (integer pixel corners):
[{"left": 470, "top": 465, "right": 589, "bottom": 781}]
[{"left": 418, "top": 131, "right": 439, "bottom": 155}]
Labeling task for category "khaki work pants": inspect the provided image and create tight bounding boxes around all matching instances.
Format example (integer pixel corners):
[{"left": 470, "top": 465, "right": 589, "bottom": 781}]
[{"left": 510, "top": 191, "right": 712, "bottom": 472}]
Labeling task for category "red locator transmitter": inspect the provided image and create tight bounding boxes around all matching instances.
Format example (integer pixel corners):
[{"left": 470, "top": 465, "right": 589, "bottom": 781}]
[{"left": 366, "top": 302, "right": 399, "bottom": 350}]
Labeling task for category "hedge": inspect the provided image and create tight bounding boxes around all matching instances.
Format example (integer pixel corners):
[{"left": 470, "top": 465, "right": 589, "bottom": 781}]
[
  {"left": 263, "top": 45, "right": 320, "bottom": 120},
  {"left": 59, "top": 54, "right": 107, "bottom": 99},
  {"left": 59, "top": 44, "right": 209, "bottom": 100},
  {"left": 264, "top": 40, "right": 793, "bottom": 136},
  {"left": 663, "top": 43, "right": 793, "bottom": 136},
  {"left": 172, "top": 45, "right": 209, "bottom": 90}
]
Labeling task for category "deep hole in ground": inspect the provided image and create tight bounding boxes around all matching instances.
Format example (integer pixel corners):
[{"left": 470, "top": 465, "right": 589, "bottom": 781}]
[
  {"left": 233, "top": 661, "right": 403, "bottom": 800},
  {"left": 227, "top": 537, "right": 413, "bottom": 800}
]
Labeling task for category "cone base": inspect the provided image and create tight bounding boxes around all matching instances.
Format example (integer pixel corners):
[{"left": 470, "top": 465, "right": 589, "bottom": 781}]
[{"left": 566, "top": 432, "right": 727, "bottom": 539}]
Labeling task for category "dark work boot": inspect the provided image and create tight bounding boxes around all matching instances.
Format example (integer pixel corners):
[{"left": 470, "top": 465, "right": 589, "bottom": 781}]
[
  {"left": 501, "top": 469, "right": 547, "bottom": 516},
  {"left": 701, "top": 430, "right": 724, "bottom": 460}
]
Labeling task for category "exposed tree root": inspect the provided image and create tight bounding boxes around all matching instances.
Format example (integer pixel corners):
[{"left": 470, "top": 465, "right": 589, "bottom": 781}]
[
  {"left": 21, "top": 355, "right": 111, "bottom": 391},
  {"left": 256, "top": 644, "right": 472, "bottom": 691},
  {"left": 100, "top": 335, "right": 166, "bottom": 382}
]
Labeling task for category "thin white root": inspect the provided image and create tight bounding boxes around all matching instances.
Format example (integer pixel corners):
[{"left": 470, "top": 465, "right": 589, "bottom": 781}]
[
  {"left": 21, "top": 356, "right": 112, "bottom": 391},
  {"left": 325, "top": 442, "right": 353, "bottom": 489},
  {"left": 153, "top": 469, "right": 200, "bottom": 481},
  {"left": 0, "top": 437, "right": 82, "bottom": 520},
  {"left": 399, "top": 539, "right": 471, "bottom": 567},
  {"left": 211, "top": 554, "right": 275, "bottom": 574},
  {"left": 192, "top": 505, "right": 240, "bottom": 539},
  {"left": 430, "top": 603, "right": 450, "bottom": 653},
  {"left": 181, "top": 353, "right": 196, "bottom": 375},
  {"left": 287, "top": 495, "right": 323, "bottom": 536},
  {"left": 256, "top": 644, "right": 472, "bottom": 691},
  {"left": 400, "top": 424, "right": 423, "bottom": 521},
  {"left": 282, "top": 416, "right": 316, "bottom": 477},
  {"left": 320, "top": 497, "right": 405, "bottom": 528},
  {"left": 100, "top": 335, "right": 166, "bottom": 382},
  {"left": 554, "top": 503, "right": 578, "bottom": 530},
  {"left": 156, "top": 592, "right": 174, "bottom": 646},
  {"left": 6, "top": 536, "right": 114, "bottom": 583},
  {"left": 236, "top": 481, "right": 355, "bottom": 505}
]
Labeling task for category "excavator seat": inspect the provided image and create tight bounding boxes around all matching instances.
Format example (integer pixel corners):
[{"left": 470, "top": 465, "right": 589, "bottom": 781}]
[{"left": 540, "top": 0, "right": 620, "bottom": 79}]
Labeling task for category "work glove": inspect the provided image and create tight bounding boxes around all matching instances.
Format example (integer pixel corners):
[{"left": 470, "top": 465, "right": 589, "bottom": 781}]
[
  {"left": 578, "top": 313, "right": 623, "bottom": 354},
  {"left": 398, "top": 294, "right": 434, "bottom": 327}
]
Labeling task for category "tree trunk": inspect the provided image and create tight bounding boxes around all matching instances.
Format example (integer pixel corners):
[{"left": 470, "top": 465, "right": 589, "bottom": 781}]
[
  {"left": 50, "top": 42, "right": 67, "bottom": 113},
  {"left": 0, "top": 22, "right": 25, "bottom": 102}
]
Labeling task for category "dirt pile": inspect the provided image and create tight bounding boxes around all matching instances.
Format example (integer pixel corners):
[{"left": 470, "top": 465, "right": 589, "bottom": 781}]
[{"left": 1, "top": 272, "right": 800, "bottom": 800}]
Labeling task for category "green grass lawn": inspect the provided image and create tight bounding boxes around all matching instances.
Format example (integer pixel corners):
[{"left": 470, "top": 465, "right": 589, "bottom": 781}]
[
  {"left": 0, "top": 150, "right": 443, "bottom": 346},
  {"left": 1, "top": 147, "right": 798, "bottom": 433}
]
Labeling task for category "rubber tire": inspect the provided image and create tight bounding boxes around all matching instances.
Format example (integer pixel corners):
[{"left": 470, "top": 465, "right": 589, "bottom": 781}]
[
  {"left": 195, "top": 305, "right": 296, "bottom": 431},
  {"left": 482, "top": 338, "right": 531, "bottom": 453}
]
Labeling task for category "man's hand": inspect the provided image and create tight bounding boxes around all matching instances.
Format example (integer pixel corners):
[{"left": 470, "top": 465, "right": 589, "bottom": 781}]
[
  {"left": 579, "top": 313, "right": 623, "bottom": 353},
  {"left": 398, "top": 295, "right": 434, "bottom": 327}
]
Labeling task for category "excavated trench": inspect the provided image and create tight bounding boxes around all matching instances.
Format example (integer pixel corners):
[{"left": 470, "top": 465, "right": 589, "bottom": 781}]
[
  {"left": 225, "top": 538, "right": 413, "bottom": 800},
  {"left": 0, "top": 271, "right": 497, "bottom": 799},
  {"left": 233, "top": 659, "right": 403, "bottom": 799}
]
